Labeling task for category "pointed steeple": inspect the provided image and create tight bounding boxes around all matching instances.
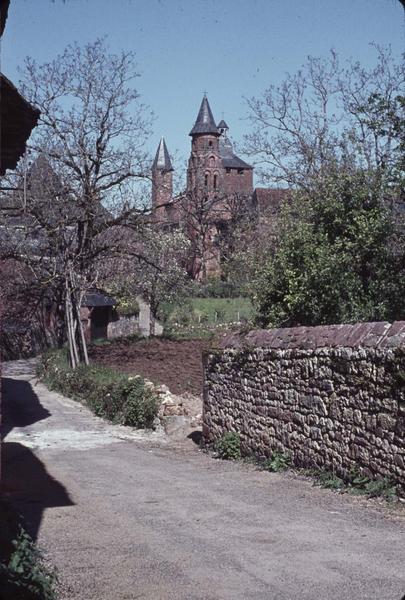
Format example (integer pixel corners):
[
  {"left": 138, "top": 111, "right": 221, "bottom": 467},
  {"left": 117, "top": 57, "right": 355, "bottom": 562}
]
[
  {"left": 152, "top": 137, "right": 173, "bottom": 172},
  {"left": 217, "top": 119, "right": 229, "bottom": 131},
  {"left": 189, "top": 95, "right": 219, "bottom": 136}
]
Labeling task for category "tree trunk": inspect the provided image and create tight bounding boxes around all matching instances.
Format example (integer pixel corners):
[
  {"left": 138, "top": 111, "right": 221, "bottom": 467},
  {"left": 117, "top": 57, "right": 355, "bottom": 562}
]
[
  {"left": 75, "top": 291, "right": 89, "bottom": 366},
  {"left": 65, "top": 284, "right": 78, "bottom": 368},
  {"left": 65, "top": 277, "right": 90, "bottom": 368}
]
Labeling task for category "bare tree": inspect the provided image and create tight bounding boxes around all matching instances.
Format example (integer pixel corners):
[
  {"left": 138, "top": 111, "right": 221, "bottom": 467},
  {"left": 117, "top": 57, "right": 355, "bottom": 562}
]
[
  {"left": 104, "top": 226, "right": 190, "bottom": 335},
  {"left": 1, "top": 39, "right": 153, "bottom": 367},
  {"left": 177, "top": 171, "right": 254, "bottom": 281},
  {"left": 243, "top": 46, "right": 404, "bottom": 191}
]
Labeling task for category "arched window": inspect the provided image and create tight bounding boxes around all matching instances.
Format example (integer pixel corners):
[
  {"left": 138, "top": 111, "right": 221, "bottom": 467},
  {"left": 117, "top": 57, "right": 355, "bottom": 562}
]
[
  {"left": 213, "top": 174, "right": 218, "bottom": 190},
  {"left": 204, "top": 173, "right": 209, "bottom": 188}
]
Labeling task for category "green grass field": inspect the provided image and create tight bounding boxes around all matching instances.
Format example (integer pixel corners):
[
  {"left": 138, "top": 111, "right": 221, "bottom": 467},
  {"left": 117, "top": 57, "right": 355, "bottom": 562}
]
[{"left": 164, "top": 297, "right": 254, "bottom": 330}]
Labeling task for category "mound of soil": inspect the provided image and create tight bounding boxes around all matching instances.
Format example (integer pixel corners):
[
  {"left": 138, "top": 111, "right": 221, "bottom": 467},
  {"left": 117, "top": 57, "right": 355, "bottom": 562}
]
[{"left": 89, "top": 337, "right": 212, "bottom": 396}]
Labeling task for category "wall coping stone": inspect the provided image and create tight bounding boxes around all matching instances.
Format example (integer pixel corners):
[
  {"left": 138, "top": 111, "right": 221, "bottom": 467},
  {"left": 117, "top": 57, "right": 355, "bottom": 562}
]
[{"left": 218, "top": 321, "right": 405, "bottom": 351}]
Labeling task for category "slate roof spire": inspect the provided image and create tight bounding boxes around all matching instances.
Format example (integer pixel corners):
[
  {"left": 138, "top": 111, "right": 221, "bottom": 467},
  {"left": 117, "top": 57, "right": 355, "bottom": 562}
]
[
  {"left": 152, "top": 137, "right": 173, "bottom": 172},
  {"left": 189, "top": 95, "right": 219, "bottom": 136}
]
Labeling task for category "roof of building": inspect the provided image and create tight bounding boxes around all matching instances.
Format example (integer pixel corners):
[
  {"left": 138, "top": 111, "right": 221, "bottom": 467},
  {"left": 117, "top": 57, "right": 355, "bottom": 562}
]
[
  {"left": 152, "top": 137, "right": 173, "bottom": 172},
  {"left": 1, "top": 0, "right": 10, "bottom": 36},
  {"left": 0, "top": 74, "right": 40, "bottom": 176},
  {"left": 189, "top": 95, "right": 219, "bottom": 136},
  {"left": 219, "top": 135, "right": 253, "bottom": 170},
  {"left": 82, "top": 289, "right": 117, "bottom": 307},
  {"left": 0, "top": 1, "right": 40, "bottom": 175},
  {"left": 217, "top": 119, "right": 229, "bottom": 130}
]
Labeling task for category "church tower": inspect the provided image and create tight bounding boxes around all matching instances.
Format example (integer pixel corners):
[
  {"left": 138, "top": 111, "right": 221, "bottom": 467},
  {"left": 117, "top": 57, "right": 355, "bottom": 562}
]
[
  {"left": 151, "top": 137, "right": 173, "bottom": 221},
  {"left": 187, "top": 95, "right": 222, "bottom": 196}
]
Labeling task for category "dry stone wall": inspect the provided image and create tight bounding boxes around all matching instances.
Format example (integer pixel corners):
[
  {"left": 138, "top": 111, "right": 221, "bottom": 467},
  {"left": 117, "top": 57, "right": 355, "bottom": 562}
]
[{"left": 203, "top": 322, "right": 405, "bottom": 490}]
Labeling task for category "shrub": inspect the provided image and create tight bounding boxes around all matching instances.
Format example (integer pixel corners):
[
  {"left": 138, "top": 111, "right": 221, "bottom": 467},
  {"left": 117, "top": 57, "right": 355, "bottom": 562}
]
[
  {"left": 38, "top": 350, "right": 159, "bottom": 429},
  {"left": 121, "top": 378, "right": 160, "bottom": 428},
  {"left": 0, "top": 527, "right": 58, "bottom": 600},
  {"left": 260, "top": 451, "right": 292, "bottom": 473},
  {"left": 215, "top": 432, "right": 241, "bottom": 460}
]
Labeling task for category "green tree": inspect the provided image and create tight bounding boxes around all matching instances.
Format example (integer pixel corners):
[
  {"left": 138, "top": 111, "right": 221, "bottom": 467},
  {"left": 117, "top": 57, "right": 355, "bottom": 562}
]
[
  {"left": 243, "top": 46, "right": 404, "bottom": 328},
  {"left": 253, "top": 168, "right": 405, "bottom": 328}
]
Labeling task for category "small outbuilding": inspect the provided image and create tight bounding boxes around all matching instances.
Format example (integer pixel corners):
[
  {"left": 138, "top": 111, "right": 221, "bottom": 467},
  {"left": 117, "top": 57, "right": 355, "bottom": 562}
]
[{"left": 80, "top": 289, "right": 117, "bottom": 342}]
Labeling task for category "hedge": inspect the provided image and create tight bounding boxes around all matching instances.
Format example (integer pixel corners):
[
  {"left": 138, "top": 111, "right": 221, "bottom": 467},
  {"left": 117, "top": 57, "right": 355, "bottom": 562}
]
[{"left": 38, "top": 349, "right": 159, "bottom": 429}]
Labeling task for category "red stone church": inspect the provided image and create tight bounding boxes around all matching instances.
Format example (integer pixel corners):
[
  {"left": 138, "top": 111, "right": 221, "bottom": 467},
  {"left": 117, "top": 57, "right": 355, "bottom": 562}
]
[{"left": 151, "top": 95, "right": 286, "bottom": 279}]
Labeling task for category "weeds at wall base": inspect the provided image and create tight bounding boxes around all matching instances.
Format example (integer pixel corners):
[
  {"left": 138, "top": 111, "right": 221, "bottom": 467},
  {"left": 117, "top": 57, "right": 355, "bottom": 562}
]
[
  {"left": 289, "top": 466, "right": 398, "bottom": 501},
  {"left": 212, "top": 440, "right": 399, "bottom": 502},
  {"left": 214, "top": 432, "right": 242, "bottom": 460}
]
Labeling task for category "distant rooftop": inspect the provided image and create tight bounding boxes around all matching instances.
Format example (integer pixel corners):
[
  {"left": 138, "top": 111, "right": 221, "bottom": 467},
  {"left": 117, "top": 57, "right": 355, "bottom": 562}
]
[{"left": 219, "top": 135, "right": 252, "bottom": 170}]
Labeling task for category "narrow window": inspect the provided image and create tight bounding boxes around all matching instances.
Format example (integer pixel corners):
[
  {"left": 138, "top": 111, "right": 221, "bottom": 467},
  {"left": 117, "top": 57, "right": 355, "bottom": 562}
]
[
  {"left": 204, "top": 173, "right": 208, "bottom": 187},
  {"left": 213, "top": 174, "right": 218, "bottom": 189},
  {"left": 238, "top": 169, "right": 244, "bottom": 175},
  {"left": 209, "top": 141, "right": 213, "bottom": 148},
  {"left": 226, "top": 168, "right": 231, "bottom": 174}
]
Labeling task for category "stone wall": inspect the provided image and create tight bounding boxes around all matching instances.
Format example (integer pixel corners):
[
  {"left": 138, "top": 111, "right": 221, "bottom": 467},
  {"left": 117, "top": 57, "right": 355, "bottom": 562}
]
[
  {"left": 203, "top": 322, "right": 405, "bottom": 491},
  {"left": 107, "top": 313, "right": 140, "bottom": 339}
]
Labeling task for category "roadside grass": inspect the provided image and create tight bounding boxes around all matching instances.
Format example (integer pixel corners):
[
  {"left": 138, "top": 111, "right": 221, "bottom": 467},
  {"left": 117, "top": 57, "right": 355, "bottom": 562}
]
[
  {"left": 38, "top": 349, "right": 159, "bottom": 429},
  {"left": 306, "top": 468, "right": 398, "bottom": 501}
]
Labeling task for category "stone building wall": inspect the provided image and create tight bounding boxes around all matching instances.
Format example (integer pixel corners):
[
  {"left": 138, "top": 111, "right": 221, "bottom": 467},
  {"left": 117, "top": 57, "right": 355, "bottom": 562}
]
[
  {"left": 221, "top": 167, "right": 253, "bottom": 195},
  {"left": 203, "top": 322, "right": 405, "bottom": 491}
]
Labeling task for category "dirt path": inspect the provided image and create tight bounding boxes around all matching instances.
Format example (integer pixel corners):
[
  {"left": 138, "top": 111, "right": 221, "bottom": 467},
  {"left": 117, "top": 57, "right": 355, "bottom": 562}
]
[{"left": 2, "top": 360, "right": 405, "bottom": 600}]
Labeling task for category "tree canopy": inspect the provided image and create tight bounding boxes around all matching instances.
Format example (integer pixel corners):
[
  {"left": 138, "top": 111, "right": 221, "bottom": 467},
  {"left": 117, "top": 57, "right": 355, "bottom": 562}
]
[{"left": 242, "top": 46, "right": 405, "bottom": 329}]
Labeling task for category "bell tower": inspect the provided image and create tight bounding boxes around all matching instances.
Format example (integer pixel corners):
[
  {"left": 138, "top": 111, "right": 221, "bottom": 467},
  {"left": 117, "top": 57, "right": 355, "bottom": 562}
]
[
  {"left": 151, "top": 137, "right": 173, "bottom": 221},
  {"left": 187, "top": 95, "right": 222, "bottom": 195}
]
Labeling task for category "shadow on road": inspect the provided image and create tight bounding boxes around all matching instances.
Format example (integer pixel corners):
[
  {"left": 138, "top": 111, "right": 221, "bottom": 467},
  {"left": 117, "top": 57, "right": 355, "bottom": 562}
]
[
  {"left": 1, "top": 377, "right": 74, "bottom": 542},
  {"left": 1, "top": 377, "right": 51, "bottom": 440},
  {"left": 187, "top": 430, "right": 202, "bottom": 445}
]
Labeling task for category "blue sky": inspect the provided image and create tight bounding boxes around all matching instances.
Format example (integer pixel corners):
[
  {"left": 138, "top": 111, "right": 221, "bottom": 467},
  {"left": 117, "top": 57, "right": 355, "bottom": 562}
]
[{"left": 2, "top": 0, "right": 404, "bottom": 180}]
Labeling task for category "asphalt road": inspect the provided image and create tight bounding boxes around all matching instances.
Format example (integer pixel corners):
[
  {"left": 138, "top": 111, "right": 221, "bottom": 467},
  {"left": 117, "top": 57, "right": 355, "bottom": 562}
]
[{"left": 2, "top": 360, "right": 405, "bottom": 600}]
